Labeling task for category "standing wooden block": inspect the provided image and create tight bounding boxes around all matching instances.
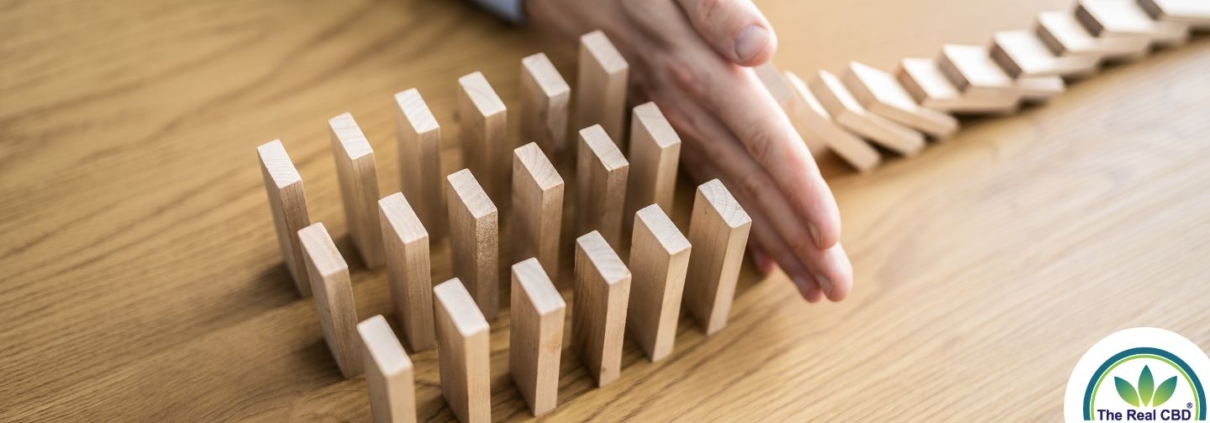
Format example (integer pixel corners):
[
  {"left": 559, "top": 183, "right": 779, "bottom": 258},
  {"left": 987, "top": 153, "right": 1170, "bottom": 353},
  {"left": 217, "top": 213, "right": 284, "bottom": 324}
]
[
  {"left": 1034, "top": 11, "right": 1151, "bottom": 61},
  {"left": 572, "top": 231, "right": 631, "bottom": 387},
  {"left": 446, "top": 169, "right": 499, "bottom": 320},
  {"left": 330, "top": 112, "right": 384, "bottom": 268},
  {"left": 989, "top": 30, "right": 1100, "bottom": 78},
  {"left": 576, "top": 125, "right": 629, "bottom": 248},
  {"left": 840, "top": 61, "right": 959, "bottom": 140},
  {"left": 433, "top": 279, "right": 490, "bottom": 423},
  {"left": 457, "top": 71, "right": 509, "bottom": 204},
  {"left": 575, "top": 30, "right": 629, "bottom": 145},
  {"left": 520, "top": 53, "right": 571, "bottom": 158},
  {"left": 1076, "top": 0, "right": 1190, "bottom": 47},
  {"left": 683, "top": 180, "right": 751, "bottom": 336},
  {"left": 784, "top": 70, "right": 881, "bottom": 173},
  {"left": 627, "top": 205, "right": 690, "bottom": 362},
  {"left": 754, "top": 63, "right": 828, "bottom": 156},
  {"left": 807, "top": 70, "right": 925, "bottom": 156},
  {"left": 257, "top": 140, "right": 312, "bottom": 297},
  {"left": 624, "top": 102, "right": 681, "bottom": 232},
  {"left": 299, "top": 222, "right": 364, "bottom": 378},
  {"left": 394, "top": 88, "right": 446, "bottom": 242},
  {"left": 378, "top": 193, "right": 435, "bottom": 351},
  {"left": 512, "top": 142, "right": 564, "bottom": 279},
  {"left": 509, "top": 258, "right": 566, "bottom": 416},
  {"left": 1138, "top": 0, "right": 1210, "bottom": 29},
  {"left": 358, "top": 315, "right": 416, "bottom": 423}
]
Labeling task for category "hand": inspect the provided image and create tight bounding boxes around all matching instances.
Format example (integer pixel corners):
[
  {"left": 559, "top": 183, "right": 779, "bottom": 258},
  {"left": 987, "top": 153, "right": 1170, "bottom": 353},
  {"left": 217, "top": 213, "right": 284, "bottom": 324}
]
[{"left": 526, "top": 0, "right": 853, "bottom": 301}]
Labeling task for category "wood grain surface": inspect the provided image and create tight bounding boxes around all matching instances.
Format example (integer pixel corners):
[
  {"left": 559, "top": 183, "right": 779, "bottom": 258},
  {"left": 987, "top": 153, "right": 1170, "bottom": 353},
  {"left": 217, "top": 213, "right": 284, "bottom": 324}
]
[{"left": 1, "top": 0, "right": 1208, "bottom": 421}]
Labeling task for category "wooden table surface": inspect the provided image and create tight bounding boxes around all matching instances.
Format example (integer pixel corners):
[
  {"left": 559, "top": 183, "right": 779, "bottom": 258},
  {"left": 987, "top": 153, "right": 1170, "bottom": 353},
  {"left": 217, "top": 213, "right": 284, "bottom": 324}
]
[{"left": 3, "top": 0, "right": 1208, "bottom": 421}]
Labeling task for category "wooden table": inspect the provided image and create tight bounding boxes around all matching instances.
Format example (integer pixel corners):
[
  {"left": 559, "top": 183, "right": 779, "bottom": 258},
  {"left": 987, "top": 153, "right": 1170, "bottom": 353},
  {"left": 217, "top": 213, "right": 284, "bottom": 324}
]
[{"left": 2, "top": 0, "right": 1208, "bottom": 421}]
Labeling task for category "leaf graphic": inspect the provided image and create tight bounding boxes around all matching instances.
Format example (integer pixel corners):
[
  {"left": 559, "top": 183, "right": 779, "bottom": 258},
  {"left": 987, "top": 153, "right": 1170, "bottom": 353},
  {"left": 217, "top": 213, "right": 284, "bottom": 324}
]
[
  {"left": 1140, "top": 365, "right": 1155, "bottom": 406},
  {"left": 1152, "top": 377, "right": 1178, "bottom": 407},
  {"left": 1116, "top": 377, "right": 1141, "bottom": 407}
]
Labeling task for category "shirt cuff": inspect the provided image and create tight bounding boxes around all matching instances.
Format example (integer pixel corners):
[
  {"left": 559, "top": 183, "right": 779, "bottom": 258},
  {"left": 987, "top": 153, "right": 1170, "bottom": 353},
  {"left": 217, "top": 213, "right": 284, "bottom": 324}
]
[{"left": 468, "top": 0, "right": 526, "bottom": 24}]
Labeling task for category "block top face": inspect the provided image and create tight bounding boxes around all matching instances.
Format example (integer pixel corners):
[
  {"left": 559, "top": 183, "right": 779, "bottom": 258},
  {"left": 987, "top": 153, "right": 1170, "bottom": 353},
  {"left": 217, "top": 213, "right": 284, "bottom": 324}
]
[
  {"left": 633, "top": 102, "right": 681, "bottom": 148},
  {"left": 784, "top": 71, "right": 833, "bottom": 119},
  {"left": 816, "top": 70, "right": 864, "bottom": 112},
  {"left": 522, "top": 53, "right": 570, "bottom": 96},
  {"left": 1037, "top": 11, "right": 1098, "bottom": 52},
  {"left": 900, "top": 58, "right": 960, "bottom": 99},
  {"left": 298, "top": 223, "right": 347, "bottom": 278},
  {"left": 512, "top": 258, "right": 566, "bottom": 314},
  {"left": 636, "top": 205, "right": 690, "bottom": 254},
  {"left": 447, "top": 169, "right": 498, "bottom": 219},
  {"left": 579, "top": 125, "right": 628, "bottom": 171},
  {"left": 941, "top": 45, "right": 1013, "bottom": 89},
  {"left": 698, "top": 179, "right": 751, "bottom": 229},
  {"left": 754, "top": 63, "right": 793, "bottom": 104},
  {"left": 576, "top": 231, "right": 630, "bottom": 285},
  {"left": 329, "top": 112, "right": 374, "bottom": 160},
  {"left": 1079, "top": 0, "right": 1159, "bottom": 34},
  {"left": 434, "top": 279, "right": 490, "bottom": 335},
  {"left": 1151, "top": 0, "right": 1210, "bottom": 17},
  {"left": 379, "top": 192, "right": 428, "bottom": 243},
  {"left": 581, "top": 30, "right": 629, "bottom": 73},
  {"left": 358, "top": 315, "right": 413, "bottom": 375},
  {"left": 847, "top": 62, "right": 917, "bottom": 111},
  {"left": 395, "top": 88, "right": 439, "bottom": 133},
  {"left": 257, "top": 140, "right": 302, "bottom": 189},
  {"left": 515, "top": 143, "right": 563, "bottom": 191},
  {"left": 458, "top": 71, "right": 507, "bottom": 116}
]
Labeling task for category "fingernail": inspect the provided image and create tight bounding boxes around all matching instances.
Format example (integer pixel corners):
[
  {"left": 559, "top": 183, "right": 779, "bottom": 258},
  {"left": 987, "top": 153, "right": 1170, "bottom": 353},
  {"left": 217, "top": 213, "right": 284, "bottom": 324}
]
[
  {"left": 814, "top": 273, "right": 833, "bottom": 297},
  {"left": 807, "top": 222, "right": 821, "bottom": 247},
  {"left": 734, "top": 25, "right": 768, "bottom": 63}
]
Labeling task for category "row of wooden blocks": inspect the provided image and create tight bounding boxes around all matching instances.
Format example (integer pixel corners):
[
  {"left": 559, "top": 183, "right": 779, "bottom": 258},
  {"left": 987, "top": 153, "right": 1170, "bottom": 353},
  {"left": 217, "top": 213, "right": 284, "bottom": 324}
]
[{"left": 758, "top": 0, "right": 1208, "bottom": 173}]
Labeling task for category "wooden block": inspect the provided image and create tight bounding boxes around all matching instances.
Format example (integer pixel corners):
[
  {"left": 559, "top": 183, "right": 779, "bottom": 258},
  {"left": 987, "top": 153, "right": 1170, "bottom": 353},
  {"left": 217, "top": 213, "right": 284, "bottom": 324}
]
[
  {"left": 937, "top": 45, "right": 1020, "bottom": 100},
  {"left": 446, "top": 169, "right": 499, "bottom": 320},
  {"left": 575, "top": 30, "right": 629, "bottom": 145},
  {"left": 520, "top": 53, "right": 571, "bottom": 158},
  {"left": 298, "top": 223, "right": 364, "bottom": 378},
  {"left": 1035, "top": 11, "right": 1151, "bottom": 60},
  {"left": 683, "top": 180, "right": 751, "bottom": 335},
  {"left": 807, "top": 70, "right": 925, "bottom": 156},
  {"left": 576, "top": 125, "right": 629, "bottom": 248},
  {"left": 330, "top": 112, "right": 384, "bottom": 268},
  {"left": 457, "top": 71, "right": 509, "bottom": 204},
  {"left": 508, "top": 258, "right": 566, "bottom": 416},
  {"left": 512, "top": 142, "right": 564, "bottom": 279},
  {"left": 989, "top": 30, "right": 1100, "bottom": 78},
  {"left": 257, "top": 140, "right": 312, "bottom": 297},
  {"left": 378, "top": 193, "right": 435, "bottom": 351},
  {"left": 784, "top": 71, "right": 881, "bottom": 173},
  {"left": 357, "top": 315, "right": 416, "bottom": 423},
  {"left": 572, "top": 231, "right": 631, "bottom": 386},
  {"left": 1076, "top": 0, "right": 1190, "bottom": 47},
  {"left": 627, "top": 205, "right": 690, "bottom": 361},
  {"left": 896, "top": 58, "right": 1020, "bottom": 114},
  {"left": 433, "top": 279, "right": 491, "bottom": 423},
  {"left": 754, "top": 63, "right": 829, "bottom": 156},
  {"left": 624, "top": 102, "right": 680, "bottom": 232},
  {"left": 1138, "top": 0, "right": 1210, "bottom": 29},
  {"left": 1016, "top": 75, "right": 1066, "bottom": 102},
  {"left": 394, "top": 88, "right": 446, "bottom": 243},
  {"left": 840, "top": 62, "right": 959, "bottom": 140}
]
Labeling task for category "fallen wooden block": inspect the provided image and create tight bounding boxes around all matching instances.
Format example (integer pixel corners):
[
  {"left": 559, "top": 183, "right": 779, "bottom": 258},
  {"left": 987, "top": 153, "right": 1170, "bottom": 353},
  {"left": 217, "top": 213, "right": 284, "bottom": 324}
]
[
  {"left": 683, "top": 180, "right": 751, "bottom": 335},
  {"left": 509, "top": 258, "right": 566, "bottom": 416},
  {"left": 329, "top": 112, "right": 384, "bottom": 268},
  {"left": 1076, "top": 0, "right": 1190, "bottom": 47},
  {"left": 572, "top": 231, "right": 631, "bottom": 386},
  {"left": 990, "top": 30, "right": 1100, "bottom": 78},
  {"left": 433, "top": 279, "right": 491, "bottom": 423},
  {"left": 446, "top": 169, "right": 499, "bottom": 320},
  {"left": 840, "top": 61, "right": 959, "bottom": 140},
  {"left": 512, "top": 142, "right": 564, "bottom": 279},
  {"left": 754, "top": 63, "right": 829, "bottom": 156},
  {"left": 1035, "top": 11, "right": 1151, "bottom": 61},
  {"left": 378, "top": 192, "right": 435, "bottom": 351},
  {"left": 897, "top": 58, "right": 1020, "bottom": 114},
  {"left": 807, "top": 69, "right": 925, "bottom": 156},
  {"left": 624, "top": 102, "right": 680, "bottom": 232},
  {"left": 627, "top": 205, "right": 690, "bottom": 362},
  {"left": 575, "top": 30, "right": 629, "bottom": 145},
  {"left": 1016, "top": 75, "right": 1066, "bottom": 102},
  {"left": 299, "top": 222, "right": 364, "bottom": 378},
  {"left": 784, "top": 71, "right": 881, "bottom": 173},
  {"left": 938, "top": 45, "right": 1020, "bottom": 99},
  {"left": 520, "top": 53, "right": 571, "bottom": 158},
  {"left": 457, "top": 71, "right": 509, "bottom": 204},
  {"left": 394, "top": 88, "right": 446, "bottom": 243},
  {"left": 358, "top": 315, "right": 416, "bottom": 423},
  {"left": 1138, "top": 0, "right": 1210, "bottom": 29},
  {"left": 257, "top": 140, "right": 312, "bottom": 297},
  {"left": 576, "top": 125, "right": 629, "bottom": 249}
]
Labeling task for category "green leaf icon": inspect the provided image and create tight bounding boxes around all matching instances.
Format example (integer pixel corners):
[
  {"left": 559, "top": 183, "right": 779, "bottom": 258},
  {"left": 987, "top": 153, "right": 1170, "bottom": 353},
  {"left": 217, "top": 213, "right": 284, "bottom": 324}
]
[
  {"left": 1140, "top": 366, "right": 1155, "bottom": 406},
  {"left": 1116, "top": 376, "right": 1141, "bottom": 407},
  {"left": 1153, "top": 377, "right": 1177, "bottom": 407}
]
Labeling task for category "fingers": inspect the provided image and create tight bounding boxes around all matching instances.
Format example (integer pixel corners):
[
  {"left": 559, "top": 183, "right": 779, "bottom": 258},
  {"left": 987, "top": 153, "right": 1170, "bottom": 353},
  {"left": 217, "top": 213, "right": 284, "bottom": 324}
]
[{"left": 672, "top": 0, "right": 777, "bottom": 66}]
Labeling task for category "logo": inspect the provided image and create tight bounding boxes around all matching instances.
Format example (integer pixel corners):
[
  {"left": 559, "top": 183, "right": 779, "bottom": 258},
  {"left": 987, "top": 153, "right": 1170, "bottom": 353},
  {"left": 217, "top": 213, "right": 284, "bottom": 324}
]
[{"left": 1065, "top": 328, "right": 1210, "bottom": 421}]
